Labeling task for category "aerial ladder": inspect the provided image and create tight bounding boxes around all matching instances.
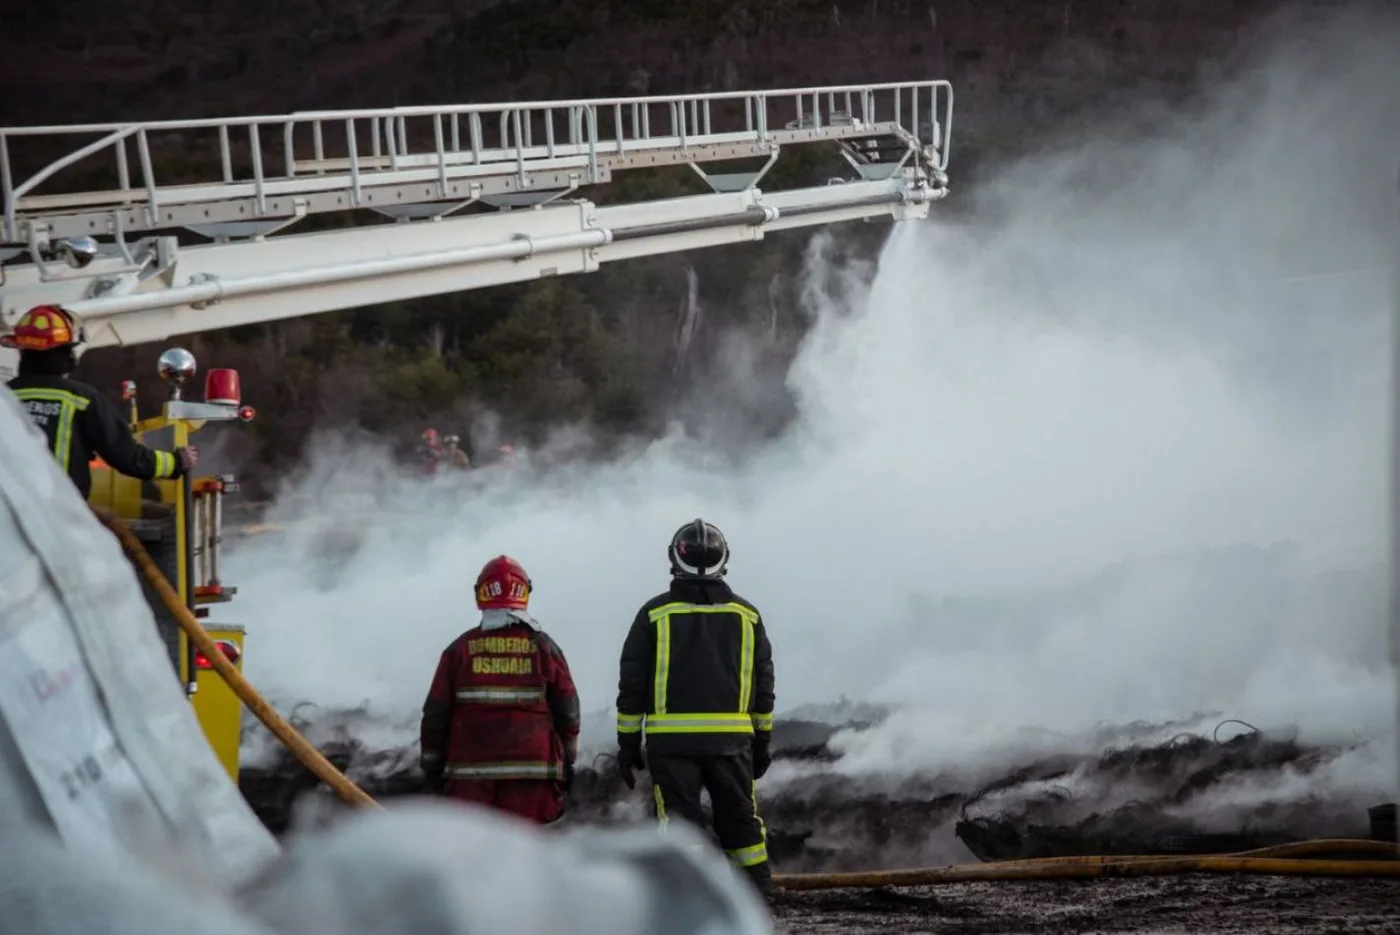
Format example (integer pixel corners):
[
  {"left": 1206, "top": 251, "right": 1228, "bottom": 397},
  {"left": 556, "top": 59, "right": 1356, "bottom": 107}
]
[
  {"left": 0, "top": 81, "right": 953, "bottom": 784},
  {"left": 0, "top": 81, "right": 952, "bottom": 374}
]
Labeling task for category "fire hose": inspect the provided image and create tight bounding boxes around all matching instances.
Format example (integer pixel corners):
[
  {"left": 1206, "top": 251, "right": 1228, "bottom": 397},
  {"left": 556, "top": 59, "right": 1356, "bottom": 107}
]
[
  {"left": 774, "top": 838, "right": 1400, "bottom": 890},
  {"left": 95, "top": 507, "right": 381, "bottom": 811}
]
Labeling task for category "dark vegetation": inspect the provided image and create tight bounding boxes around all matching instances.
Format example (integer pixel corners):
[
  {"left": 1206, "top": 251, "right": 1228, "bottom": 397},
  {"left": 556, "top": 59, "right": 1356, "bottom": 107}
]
[{"left": 2, "top": 0, "right": 1291, "bottom": 487}]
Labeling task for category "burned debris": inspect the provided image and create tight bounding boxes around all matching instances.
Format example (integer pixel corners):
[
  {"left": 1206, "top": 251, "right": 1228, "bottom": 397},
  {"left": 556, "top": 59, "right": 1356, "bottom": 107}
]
[{"left": 239, "top": 711, "right": 1393, "bottom": 871}]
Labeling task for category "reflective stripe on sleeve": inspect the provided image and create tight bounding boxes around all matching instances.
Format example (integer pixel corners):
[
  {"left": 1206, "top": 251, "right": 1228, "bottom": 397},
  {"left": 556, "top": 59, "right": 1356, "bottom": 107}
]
[
  {"left": 617, "top": 712, "right": 643, "bottom": 734},
  {"left": 751, "top": 712, "right": 774, "bottom": 732},
  {"left": 153, "top": 449, "right": 177, "bottom": 478}
]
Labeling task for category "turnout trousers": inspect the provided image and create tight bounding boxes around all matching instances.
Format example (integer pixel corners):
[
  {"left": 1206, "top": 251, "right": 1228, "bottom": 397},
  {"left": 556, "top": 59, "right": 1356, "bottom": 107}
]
[
  {"left": 648, "top": 750, "right": 772, "bottom": 896},
  {"left": 446, "top": 778, "right": 564, "bottom": 825}
]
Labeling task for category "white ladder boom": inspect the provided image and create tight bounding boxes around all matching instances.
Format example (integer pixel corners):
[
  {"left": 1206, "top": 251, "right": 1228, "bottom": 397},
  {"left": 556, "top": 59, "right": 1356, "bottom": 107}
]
[{"left": 0, "top": 82, "right": 952, "bottom": 353}]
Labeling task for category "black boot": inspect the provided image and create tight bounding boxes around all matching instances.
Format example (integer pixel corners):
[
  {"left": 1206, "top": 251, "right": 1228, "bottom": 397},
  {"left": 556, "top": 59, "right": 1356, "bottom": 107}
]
[{"left": 744, "top": 862, "right": 775, "bottom": 904}]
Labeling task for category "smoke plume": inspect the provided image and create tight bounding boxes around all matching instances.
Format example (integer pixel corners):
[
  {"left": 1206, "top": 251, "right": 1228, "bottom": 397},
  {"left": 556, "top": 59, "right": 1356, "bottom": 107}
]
[{"left": 228, "top": 2, "right": 1399, "bottom": 818}]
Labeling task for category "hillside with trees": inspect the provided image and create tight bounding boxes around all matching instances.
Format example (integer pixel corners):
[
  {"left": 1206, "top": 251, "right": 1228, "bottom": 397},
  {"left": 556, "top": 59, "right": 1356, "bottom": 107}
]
[{"left": 1, "top": 0, "right": 1288, "bottom": 484}]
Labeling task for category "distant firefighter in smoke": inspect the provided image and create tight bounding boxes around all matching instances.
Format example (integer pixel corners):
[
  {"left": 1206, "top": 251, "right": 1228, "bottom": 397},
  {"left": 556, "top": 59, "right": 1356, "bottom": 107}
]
[
  {"left": 616, "top": 518, "right": 777, "bottom": 900},
  {"left": 419, "top": 555, "right": 581, "bottom": 823},
  {"left": 442, "top": 433, "right": 471, "bottom": 469},
  {"left": 415, "top": 427, "right": 446, "bottom": 475}
]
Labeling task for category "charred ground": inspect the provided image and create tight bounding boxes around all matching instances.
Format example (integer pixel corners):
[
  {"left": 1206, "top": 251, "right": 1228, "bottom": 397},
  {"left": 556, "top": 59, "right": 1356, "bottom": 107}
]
[
  {"left": 239, "top": 711, "right": 1393, "bottom": 869},
  {"left": 769, "top": 875, "right": 1400, "bottom": 935},
  {"left": 238, "top": 712, "right": 1399, "bottom": 931}
]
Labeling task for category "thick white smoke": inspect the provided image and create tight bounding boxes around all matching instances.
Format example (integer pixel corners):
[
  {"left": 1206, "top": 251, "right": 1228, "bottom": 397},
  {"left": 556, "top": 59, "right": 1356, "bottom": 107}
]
[{"left": 227, "top": 5, "right": 1398, "bottom": 809}]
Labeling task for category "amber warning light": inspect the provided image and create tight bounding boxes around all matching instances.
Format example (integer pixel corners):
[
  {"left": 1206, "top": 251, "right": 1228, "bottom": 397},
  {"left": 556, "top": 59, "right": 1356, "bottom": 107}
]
[{"left": 195, "top": 640, "right": 241, "bottom": 670}]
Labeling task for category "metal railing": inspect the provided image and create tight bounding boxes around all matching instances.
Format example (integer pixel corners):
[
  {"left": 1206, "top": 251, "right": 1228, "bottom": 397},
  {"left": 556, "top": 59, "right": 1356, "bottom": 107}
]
[{"left": 0, "top": 82, "right": 952, "bottom": 244}]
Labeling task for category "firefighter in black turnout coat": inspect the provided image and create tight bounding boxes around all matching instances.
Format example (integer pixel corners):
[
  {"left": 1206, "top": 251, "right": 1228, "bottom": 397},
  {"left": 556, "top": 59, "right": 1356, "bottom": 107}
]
[
  {"left": 4, "top": 305, "right": 195, "bottom": 499},
  {"left": 616, "top": 519, "right": 776, "bottom": 898}
]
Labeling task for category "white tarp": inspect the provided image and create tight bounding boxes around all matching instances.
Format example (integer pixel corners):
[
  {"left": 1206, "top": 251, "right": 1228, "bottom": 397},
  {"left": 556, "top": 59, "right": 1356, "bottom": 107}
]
[{"left": 0, "top": 388, "right": 278, "bottom": 882}]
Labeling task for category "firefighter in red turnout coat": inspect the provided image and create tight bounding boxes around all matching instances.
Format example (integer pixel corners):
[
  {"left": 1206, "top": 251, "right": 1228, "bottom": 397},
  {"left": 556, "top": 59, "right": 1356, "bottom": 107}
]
[{"left": 419, "top": 555, "right": 581, "bottom": 824}]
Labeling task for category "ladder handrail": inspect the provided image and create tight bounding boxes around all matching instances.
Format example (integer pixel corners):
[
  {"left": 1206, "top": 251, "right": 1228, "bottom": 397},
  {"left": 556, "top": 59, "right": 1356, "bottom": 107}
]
[
  {"left": 0, "top": 81, "right": 951, "bottom": 134},
  {"left": 7, "top": 126, "right": 142, "bottom": 202}
]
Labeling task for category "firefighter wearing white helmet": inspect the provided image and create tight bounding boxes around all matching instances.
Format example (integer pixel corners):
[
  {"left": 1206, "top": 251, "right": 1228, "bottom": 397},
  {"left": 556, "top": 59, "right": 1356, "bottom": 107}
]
[{"left": 615, "top": 518, "right": 776, "bottom": 901}]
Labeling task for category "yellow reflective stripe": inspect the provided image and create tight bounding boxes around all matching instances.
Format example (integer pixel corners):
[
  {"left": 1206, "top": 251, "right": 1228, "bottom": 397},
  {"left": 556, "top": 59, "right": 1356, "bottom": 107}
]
[
  {"left": 645, "top": 713, "right": 753, "bottom": 725},
  {"left": 738, "top": 615, "right": 755, "bottom": 713},
  {"left": 725, "top": 841, "right": 768, "bottom": 867},
  {"left": 646, "top": 601, "right": 758, "bottom": 623},
  {"left": 751, "top": 712, "right": 774, "bottom": 731},
  {"left": 754, "top": 781, "right": 767, "bottom": 843},
  {"left": 644, "top": 713, "right": 754, "bottom": 734},
  {"left": 617, "top": 712, "right": 643, "bottom": 734},
  {"left": 11, "top": 387, "right": 91, "bottom": 411},
  {"left": 12, "top": 388, "right": 89, "bottom": 470},
  {"left": 153, "top": 449, "right": 177, "bottom": 478},
  {"left": 645, "top": 601, "right": 759, "bottom": 721},
  {"left": 54, "top": 402, "right": 77, "bottom": 472},
  {"left": 653, "top": 614, "right": 671, "bottom": 715},
  {"left": 652, "top": 784, "right": 668, "bottom": 826}
]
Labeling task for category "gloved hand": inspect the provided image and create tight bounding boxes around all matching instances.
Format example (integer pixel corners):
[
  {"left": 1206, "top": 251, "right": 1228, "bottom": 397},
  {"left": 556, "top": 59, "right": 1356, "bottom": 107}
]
[
  {"left": 752, "top": 738, "right": 772, "bottom": 780},
  {"left": 563, "top": 761, "right": 575, "bottom": 794},
  {"left": 175, "top": 446, "right": 199, "bottom": 473},
  {"left": 617, "top": 737, "right": 645, "bottom": 790}
]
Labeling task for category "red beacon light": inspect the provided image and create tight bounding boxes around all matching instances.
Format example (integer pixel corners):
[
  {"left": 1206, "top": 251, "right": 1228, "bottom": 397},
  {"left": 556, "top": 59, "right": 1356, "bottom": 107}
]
[
  {"left": 194, "top": 640, "right": 241, "bottom": 670},
  {"left": 238, "top": 405, "right": 256, "bottom": 422},
  {"left": 204, "top": 368, "right": 241, "bottom": 407}
]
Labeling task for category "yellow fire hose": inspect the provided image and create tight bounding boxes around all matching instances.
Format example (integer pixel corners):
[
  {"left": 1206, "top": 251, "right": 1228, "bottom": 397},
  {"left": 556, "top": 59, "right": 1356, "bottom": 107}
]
[
  {"left": 938, "top": 836, "right": 1399, "bottom": 866},
  {"left": 774, "top": 838, "right": 1400, "bottom": 890},
  {"left": 91, "top": 510, "right": 1400, "bottom": 884},
  {"left": 95, "top": 507, "right": 381, "bottom": 811}
]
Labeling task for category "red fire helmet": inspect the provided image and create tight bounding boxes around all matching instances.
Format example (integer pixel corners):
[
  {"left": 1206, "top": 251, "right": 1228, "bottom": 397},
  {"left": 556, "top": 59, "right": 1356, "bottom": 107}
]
[
  {"left": 475, "top": 555, "right": 532, "bottom": 610},
  {"left": 0, "top": 305, "right": 85, "bottom": 351}
]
